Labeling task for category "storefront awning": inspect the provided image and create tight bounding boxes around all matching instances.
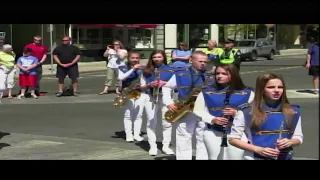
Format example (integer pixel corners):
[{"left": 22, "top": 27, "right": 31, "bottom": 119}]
[{"left": 73, "top": 24, "right": 157, "bottom": 28}]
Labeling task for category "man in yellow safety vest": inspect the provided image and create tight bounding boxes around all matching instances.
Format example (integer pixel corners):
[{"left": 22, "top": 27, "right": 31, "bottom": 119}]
[{"left": 220, "top": 38, "right": 241, "bottom": 70}]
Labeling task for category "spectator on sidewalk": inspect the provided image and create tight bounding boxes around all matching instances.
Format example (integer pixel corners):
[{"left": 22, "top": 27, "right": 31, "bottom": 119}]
[
  {"left": 0, "top": 44, "right": 16, "bottom": 96},
  {"left": 16, "top": 48, "right": 39, "bottom": 99},
  {"left": 99, "top": 40, "right": 123, "bottom": 95},
  {"left": 305, "top": 37, "right": 319, "bottom": 94},
  {"left": 52, "top": 36, "right": 81, "bottom": 97},
  {"left": 24, "top": 35, "right": 48, "bottom": 96},
  {"left": 171, "top": 42, "right": 192, "bottom": 67}
]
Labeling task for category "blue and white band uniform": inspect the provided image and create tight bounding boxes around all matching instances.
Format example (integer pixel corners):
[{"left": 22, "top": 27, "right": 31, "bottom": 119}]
[
  {"left": 140, "top": 64, "right": 175, "bottom": 155},
  {"left": 193, "top": 87, "right": 254, "bottom": 160},
  {"left": 229, "top": 104, "right": 303, "bottom": 160},
  {"left": 118, "top": 64, "right": 144, "bottom": 142},
  {"left": 162, "top": 67, "right": 213, "bottom": 160}
]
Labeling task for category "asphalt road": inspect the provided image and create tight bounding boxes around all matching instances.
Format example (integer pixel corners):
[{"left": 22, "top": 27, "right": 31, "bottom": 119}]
[{"left": 0, "top": 55, "right": 318, "bottom": 160}]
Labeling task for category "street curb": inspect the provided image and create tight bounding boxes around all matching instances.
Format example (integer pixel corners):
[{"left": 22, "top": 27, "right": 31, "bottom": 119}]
[
  {"left": 275, "top": 53, "right": 306, "bottom": 57},
  {"left": 41, "top": 53, "right": 307, "bottom": 77}
]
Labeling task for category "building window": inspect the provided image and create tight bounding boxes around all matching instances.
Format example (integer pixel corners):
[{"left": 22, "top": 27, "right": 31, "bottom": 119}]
[
  {"left": 189, "top": 24, "right": 210, "bottom": 48},
  {"left": 72, "top": 26, "right": 156, "bottom": 50},
  {"left": 177, "top": 24, "right": 185, "bottom": 44},
  {"left": 72, "top": 27, "right": 103, "bottom": 49},
  {"left": 256, "top": 24, "right": 268, "bottom": 39},
  {"left": 128, "top": 28, "right": 155, "bottom": 49}
]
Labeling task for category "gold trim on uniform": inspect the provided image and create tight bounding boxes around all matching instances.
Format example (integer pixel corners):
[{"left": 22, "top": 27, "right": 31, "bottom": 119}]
[
  {"left": 210, "top": 107, "right": 237, "bottom": 110},
  {"left": 204, "top": 91, "right": 248, "bottom": 95},
  {"left": 255, "top": 130, "right": 294, "bottom": 135}
]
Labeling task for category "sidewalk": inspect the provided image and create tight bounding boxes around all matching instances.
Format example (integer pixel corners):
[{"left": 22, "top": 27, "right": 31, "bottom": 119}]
[{"left": 41, "top": 49, "right": 307, "bottom": 76}]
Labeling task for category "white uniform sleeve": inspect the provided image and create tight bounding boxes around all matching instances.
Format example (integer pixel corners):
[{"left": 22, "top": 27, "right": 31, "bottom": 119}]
[
  {"left": 292, "top": 116, "right": 303, "bottom": 144},
  {"left": 248, "top": 90, "right": 254, "bottom": 103},
  {"left": 118, "top": 69, "right": 135, "bottom": 81},
  {"left": 162, "top": 74, "right": 177, "bottom": 106},
  {"left": 140, "top": 76, "right": 147, "bottom": 86},
  {"left": 193, "top": 92, "right": 216, "bottom": 124},
  {"left": 229, "top": 111, "right": 248, "bottom": 140}
]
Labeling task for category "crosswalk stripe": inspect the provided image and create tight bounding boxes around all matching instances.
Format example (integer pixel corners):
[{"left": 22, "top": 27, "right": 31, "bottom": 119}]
[
  {"left": 81, "top": 148, "right": 146, "bottom": 160},
  {"left": 286, "top": 90, "right": 318, "bottom": 99},
  {"left": 7, "top": 140, "right": 64, "bottom": 149}
]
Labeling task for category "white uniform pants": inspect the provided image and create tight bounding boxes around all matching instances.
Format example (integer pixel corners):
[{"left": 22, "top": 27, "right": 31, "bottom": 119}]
[
  {"left": 142, "top": 93, "right": 172, "bottom": 148},
  {"left": 176, "top": 113, "right": 208, "bottom": 160},
  {"left": 203, "top": 128, "right": 248, "bottom": 160},
  {"left": 0, "top": 65, "right": 14, "bottom": 92},
  {"left": 123, "top": 95, "right": 144, "bottom": 138}
]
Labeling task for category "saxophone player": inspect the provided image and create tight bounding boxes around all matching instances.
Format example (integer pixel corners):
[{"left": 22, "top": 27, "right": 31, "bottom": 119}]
[
  {"left": 139, "top": 50, "right": 175, "bottom": 156},
  {"left": 118, "top": 51, "right": 145, "bottom": 142},
  {"left": 162, "top": 51, "right": 211, "bottom": 160},
  {"left": 229, "top": 73, "right": 303, "bottom": 160},
  {"left": 193, "top": 64, "right": 254, "bottom": 160}
]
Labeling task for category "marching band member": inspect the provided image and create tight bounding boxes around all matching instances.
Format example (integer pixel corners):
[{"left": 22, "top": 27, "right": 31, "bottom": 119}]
[
  {"left": 118, "top": 51, "right": 145, "bottom": 142},
  {"left": 140, "top": 50, "right": 175, "bottom": 156},
  {"left": 193, "top": 63, "right": 254, "bottom": 160},
  {"left": 229, "top": 73, "right": 303, "bottom": 160},
  {"left": 162, "top": 51, "right": 210, "bottom": 160}
]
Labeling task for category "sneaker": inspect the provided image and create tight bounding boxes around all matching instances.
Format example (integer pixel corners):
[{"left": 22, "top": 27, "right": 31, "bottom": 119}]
[
  {"left": 31, "top": 93, "right": 38, "bottom": 99},
  {"left": 133, "top": 136, "right": 144, "bottom": 142},
  {"left": 56, "top": 91, "right": 63, "bottom": 97},
  {"left": 162, "top": 146, "right": 175, "bottom": 155},
  {"left": 17, "top": 94, "right": 25, "bottom": 99},
  {"left": 149, "top": 146, "right": 158, "bottom": 156},
  {"left": 126, "top": 136, "right": 134, "bottom": 142}
]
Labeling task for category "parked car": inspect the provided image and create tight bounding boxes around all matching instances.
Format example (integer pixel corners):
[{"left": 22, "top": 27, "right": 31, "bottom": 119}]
[{"left": 235, "top": 38, "right": 276, "bottom": 61}]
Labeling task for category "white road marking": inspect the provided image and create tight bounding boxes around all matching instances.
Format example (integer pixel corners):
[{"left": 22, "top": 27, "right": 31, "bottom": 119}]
[
  {"left": 7, "top": 140, "right": 64, "bottom": 149},
  {"left": 293, "top": 157, "right": 318, "bottom": 160},
  {"left": 286, "top": 90, "right": 319, "bottom": 99},
  {"left": 81, "top": 148, "right": 146, "bottom": 160}
]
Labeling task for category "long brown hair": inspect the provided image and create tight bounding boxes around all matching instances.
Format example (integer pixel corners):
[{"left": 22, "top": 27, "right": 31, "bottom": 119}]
[
  {"left": 213, "top": 64, "right": 246, "bottom": 90},
  {"left": 143, "top": 50, "right": 167, "bottom": 77},
  {"left": 251, "top": 73, "right": 295, "bottom": 130}
]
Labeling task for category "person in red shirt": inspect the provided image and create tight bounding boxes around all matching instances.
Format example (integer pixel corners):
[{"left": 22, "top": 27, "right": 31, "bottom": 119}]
[{"left": 24, "top": 35, "right": 48, "bottom": 96}]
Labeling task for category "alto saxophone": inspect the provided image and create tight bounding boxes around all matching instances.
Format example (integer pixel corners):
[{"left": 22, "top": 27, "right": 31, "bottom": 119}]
[
  {"left": 113, "top": 74, "right": 142, "bottom": 107},
  {"left": 164, "top": 73, "right": 213, "bottom": 123}
]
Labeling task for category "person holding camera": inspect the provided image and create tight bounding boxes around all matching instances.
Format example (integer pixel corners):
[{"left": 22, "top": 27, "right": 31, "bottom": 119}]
[{"left": 99, "top": 40, "right": 124, "bottom": 95}]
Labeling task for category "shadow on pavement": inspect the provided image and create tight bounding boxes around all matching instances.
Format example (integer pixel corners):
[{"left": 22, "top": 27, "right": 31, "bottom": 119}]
[
  {"left": 135, "top": 141, "right": 164, "bottom": 152},
  {"left": 0, "top": 132, "right": 11, "bottom": 150},
  {"left": 111, "top": 130, "right": 146, "bottom": 141},
  {"left": 296, "top": 89, "right": 317, "bottom": 94},
  {"left": 154, "top": 155, "right": 176, "bottom": 160}
]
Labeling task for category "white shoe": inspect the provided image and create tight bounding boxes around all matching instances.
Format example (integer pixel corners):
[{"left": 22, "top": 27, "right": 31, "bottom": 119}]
[
  {"left": 162, "top": 146, "right": 175, "bottom": 155},
  {"left": 149, "top": 146, "right": 158, "bottom": 156},
  {"left": 31, "top": 93, "right": 38, "bottom": 99},
  {"left": 17, "top": 94, "right": 25, "bottom": 99},
  {"left": 134, "top": 136, "right": 144, "bottom": 142},
  {"left": 126, "top": 136, "right": 134, "bottom": 142}
]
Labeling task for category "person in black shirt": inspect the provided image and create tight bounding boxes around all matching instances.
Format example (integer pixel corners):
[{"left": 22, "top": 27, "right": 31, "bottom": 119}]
[{"left": 52, "top": 36, "right": 81, "bottom": 97}]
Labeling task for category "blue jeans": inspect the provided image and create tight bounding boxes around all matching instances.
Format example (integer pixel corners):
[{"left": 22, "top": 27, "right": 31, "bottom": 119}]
[{"left": 171, "top": 61, "right": 189, "bottom": 68}]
